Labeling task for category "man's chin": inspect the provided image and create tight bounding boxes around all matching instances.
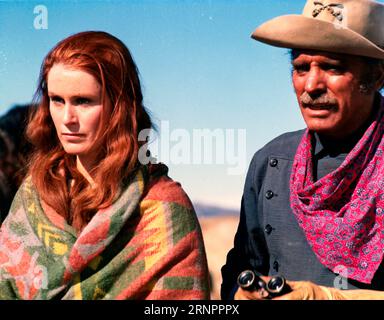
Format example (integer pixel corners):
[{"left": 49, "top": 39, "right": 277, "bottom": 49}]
[{"left": 305, "top": 123, "right": 339, "bottom": 136}]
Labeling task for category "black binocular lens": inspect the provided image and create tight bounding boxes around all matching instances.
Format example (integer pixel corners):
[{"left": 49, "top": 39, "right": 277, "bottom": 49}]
[
  {"left": 267, "top": 276, "right": 285, "bottom": 293},
  {"left": 237, "top": 270, "right": 255, "bottom": 288},
  {"left": 237, "top": 269, "right": 289, "bottom": 297},
  {"left": 237, "top": 270, "right": 266, "bottom": 291}
]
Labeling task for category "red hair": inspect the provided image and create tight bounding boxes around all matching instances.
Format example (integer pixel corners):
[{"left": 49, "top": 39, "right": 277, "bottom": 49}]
[{"left": 27, "top": 31, "right": 152, "bottom": 231}]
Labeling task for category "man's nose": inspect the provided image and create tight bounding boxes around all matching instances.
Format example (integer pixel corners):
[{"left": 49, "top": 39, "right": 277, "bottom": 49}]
[
  {"left": 304, "top": 67, "right": 326, "bottom": 94},
  {"left": 63, "top": 104, "right": 77, "bottom": 124}
]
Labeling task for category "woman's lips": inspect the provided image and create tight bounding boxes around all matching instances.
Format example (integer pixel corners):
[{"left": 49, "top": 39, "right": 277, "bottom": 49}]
[
  {"left": 62, "top": 133, "right": 85, "bottom": 136},
  {"left": 61, "top": 133, "right": 85, "bottom": 140}
]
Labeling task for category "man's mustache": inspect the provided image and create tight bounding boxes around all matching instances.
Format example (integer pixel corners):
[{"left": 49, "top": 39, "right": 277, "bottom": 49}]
[{"left": 300, "top": 92, "right": 338, "bottom": 105}]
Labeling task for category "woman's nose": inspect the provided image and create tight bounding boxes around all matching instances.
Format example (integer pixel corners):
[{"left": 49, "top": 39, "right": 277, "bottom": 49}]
[{"left": 63, "top": 104, "right": 77, "bottom": 124}]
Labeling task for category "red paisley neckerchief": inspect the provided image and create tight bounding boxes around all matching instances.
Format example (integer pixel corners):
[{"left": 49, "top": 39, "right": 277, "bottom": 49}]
[{"left": 290, "top": 97, "right": 384, "bottom": 284}]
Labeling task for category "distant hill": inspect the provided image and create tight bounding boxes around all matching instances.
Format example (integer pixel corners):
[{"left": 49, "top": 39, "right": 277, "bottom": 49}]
[{"left": 193, "top": 202, "right": 239, "bottom": 217}]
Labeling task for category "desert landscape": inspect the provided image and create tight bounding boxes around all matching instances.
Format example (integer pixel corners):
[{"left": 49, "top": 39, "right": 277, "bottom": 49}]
[{"left": 198, "top": 215, "right": 239, "bottom": 300}]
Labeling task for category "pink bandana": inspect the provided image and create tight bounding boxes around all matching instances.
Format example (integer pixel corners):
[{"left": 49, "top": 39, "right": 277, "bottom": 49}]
[{"left": 290, "top": 98, "right": 384, "bottom": 284}]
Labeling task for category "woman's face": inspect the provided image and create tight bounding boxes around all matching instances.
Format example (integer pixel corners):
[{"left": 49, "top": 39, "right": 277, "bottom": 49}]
[{"left": 47, "top": 64, "right": 106, "bottom": 166}]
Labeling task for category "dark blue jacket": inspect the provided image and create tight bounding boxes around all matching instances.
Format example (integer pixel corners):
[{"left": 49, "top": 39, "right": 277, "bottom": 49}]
[{"left": 221, "top": 129, "right": 384, "bottom": 300}]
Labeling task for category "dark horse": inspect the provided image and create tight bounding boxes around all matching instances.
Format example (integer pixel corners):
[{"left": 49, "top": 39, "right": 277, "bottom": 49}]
[{"left": 0, "top": 105, "right": 33, "bottom": 222}]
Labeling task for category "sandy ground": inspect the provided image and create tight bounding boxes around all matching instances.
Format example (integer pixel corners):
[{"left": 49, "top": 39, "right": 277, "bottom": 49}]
[{"left": 198, "top": 215, "right": 239, "bottom": 300}]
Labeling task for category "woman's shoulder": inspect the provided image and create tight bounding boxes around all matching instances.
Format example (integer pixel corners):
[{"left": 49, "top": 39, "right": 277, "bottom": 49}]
[
  {"left": 14, "top": 176, "right": 36, "bottom": 197},
  {"left": 1, "top": 176, "right": 38, "bottom": 225},
  {"left": 138, "top": 165, "right": 203, "bottom": 249},
  {"left": 144, "top": 173, "right": 194, "bottom": 211}
]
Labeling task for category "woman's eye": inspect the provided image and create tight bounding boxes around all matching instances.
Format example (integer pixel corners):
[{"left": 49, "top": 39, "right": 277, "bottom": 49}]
[
  {"left": 50, "top": 96, "right": 64, "bottom": 104},
  {"left": 76, "top": 98, "right": 91, "bottom": 105}
]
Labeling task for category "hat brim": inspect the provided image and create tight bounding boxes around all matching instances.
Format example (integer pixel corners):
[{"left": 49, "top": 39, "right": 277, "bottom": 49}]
[{"left": 252, "top": 15, "right": 384, "bottom": 60}]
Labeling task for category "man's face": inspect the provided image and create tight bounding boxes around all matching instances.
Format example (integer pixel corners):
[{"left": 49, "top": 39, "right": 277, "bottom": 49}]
[{"left": 292, "top": 50, "right": 376, "bottom": 139}]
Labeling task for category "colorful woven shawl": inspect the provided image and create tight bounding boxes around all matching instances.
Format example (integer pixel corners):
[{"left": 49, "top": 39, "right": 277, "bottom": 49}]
[
  {"left": 290, "top": 97, "right": 384, "bottom": 284},
  {"left": 0, "top": 164, "right": 210, "bottom": 299}
]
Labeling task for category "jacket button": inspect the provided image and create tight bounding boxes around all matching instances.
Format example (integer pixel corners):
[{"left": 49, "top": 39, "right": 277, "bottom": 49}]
[
  {"left": 265, "top": 224, "right": 273, "bottom": 235},
  {"left": 269, "top": 158, "right": 278, "bottom": 167},
  {"left": 273, "top": 261, "right": 279, "bottom": 272},
  {"left": 265, "top": 190, "right": 274, "bottom": 199}
]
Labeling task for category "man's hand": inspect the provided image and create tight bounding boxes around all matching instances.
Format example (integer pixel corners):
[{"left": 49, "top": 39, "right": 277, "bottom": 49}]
[
  {"left": 234, "top": 276, "right": 384, "bottom": 300},
  {"left": 234, "top": 277, "right": 344, "bottom": 300},
  {"left": 273, "top": 281, "right": 335, "bottom": 300},
  {"left": 274, "top": 280, "right": 384, "bottom": 300},
  {"left": 234, "top": 286, "right": 270, "bottom": 300}
]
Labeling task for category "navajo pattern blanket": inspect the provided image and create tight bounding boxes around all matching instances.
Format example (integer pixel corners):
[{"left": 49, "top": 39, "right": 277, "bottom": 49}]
[{"left": 0, "top": 164, "right": 210, "bottom": 299}]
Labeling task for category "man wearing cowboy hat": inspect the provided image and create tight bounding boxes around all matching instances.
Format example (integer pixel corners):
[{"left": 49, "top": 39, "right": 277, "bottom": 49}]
[{"left": 222, "top": 0, "right": 384, "bottom": 300}]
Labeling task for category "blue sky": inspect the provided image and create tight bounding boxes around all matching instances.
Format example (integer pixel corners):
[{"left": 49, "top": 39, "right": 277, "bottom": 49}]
[{"left": 0, "top": 0, "right": 307, "bottom": 210}]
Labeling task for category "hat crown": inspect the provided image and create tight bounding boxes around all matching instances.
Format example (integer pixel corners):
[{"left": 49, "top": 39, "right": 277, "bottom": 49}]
[
  {"left": 251, "top": 0, "right": 384, "bottom": 59},
  {"left": 302, "top": 0, "right": 384, "bottom": 48}
]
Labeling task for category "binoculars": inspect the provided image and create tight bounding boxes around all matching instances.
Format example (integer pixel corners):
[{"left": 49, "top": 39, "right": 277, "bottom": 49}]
[{"left": 237, "top": 269, "right": 290, "bottom": 298}]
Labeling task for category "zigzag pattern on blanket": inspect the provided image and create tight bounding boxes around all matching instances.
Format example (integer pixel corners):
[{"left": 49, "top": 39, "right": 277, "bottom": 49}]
[{"left": 0, "top": 164, "right": 210, "bottom": 300}]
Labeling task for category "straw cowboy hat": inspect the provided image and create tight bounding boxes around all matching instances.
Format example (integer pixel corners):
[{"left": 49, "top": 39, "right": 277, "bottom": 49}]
[{"left": 251, "top": 0, "right": 384, "bottom": 59}]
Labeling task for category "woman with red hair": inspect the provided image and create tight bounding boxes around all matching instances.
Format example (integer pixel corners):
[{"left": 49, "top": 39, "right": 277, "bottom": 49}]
[{"left": 0, "top": 31, "right": 210, "bottom": 300}]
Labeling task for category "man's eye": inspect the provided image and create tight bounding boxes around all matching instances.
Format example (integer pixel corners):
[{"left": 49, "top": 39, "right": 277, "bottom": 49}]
[
  {"left": 324, "top": 65, "right": 345, "bottom": 73},
  {"left": 293, "top": 65, "right": 309, "bottom": 74},
  {"left": 328, "top": 66, "right": 345, "bottom": 73}
]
